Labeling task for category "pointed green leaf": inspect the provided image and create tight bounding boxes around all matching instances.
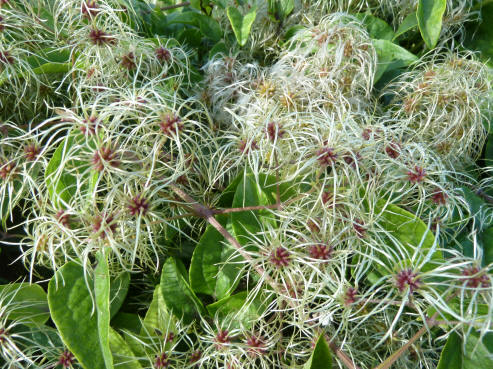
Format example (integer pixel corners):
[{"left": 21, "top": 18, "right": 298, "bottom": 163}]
[
  {"left": 372, "top": 39, "right": 418, "bottom": 83},
  {"left": 227, "top": 6, "right": 257, "bottom": 46},
  {"left": 417, "top": 0, "right": 446, "bottom": 48},
  {"left": 0, "top": 283, "right": 49, "bottom": 327},
  {"left": 304, "top": 334, "right": 332, "bottom": 369},
  {"left": 394, "top": 12, "right": 418, "bottom": 40},
  {"left": 109, "top": 328, "right": 143, "bottom": 369},
  {"left": 160, "top": 257, "right": 207, "bottom": 323},
  {"left": 45, "top": 132, "right": 98, "bottom": 207},
  {"left": 464, "top": 3, "right": 493, "bottom": 65},
  {"left": 377, "top": 202, "right": 442, "bottom": 270},
  {"left": 437, "top": 332, "right": 462, "bottom": 369},
  {"left": 189, "top": 214, "right": 242, "bottom": 299},
  {"left": 95, "top": 250, "right": 113, "bottom": 369},
  {"left": 206, "top": 291, "right": 271, "bottom": 329},
  {"left": 355, "top": 13, "right": 393, "bottom": 40},
  {"left": 480, "top": 227, "right": 493, "bottom": 266},
  {"left": 231, "top": 173, "right": 276, "bottom": 245},
  {"left": 142, "top": 286, "right": 173, "bottom": 335},
  {"left": 109, "top": 271, "right": 131, "bottom": 319},
  {"left": 48, "top": 262, "right": 105, "bottom": 369},
  {"left": 191, "top": 0, "right": 213, "bottom": 15},
  {"left": 464, "top": 331, "right": 493, "bottom": 368}
]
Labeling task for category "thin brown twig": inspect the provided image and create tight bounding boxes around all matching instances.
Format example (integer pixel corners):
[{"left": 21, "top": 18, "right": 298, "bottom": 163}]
[
  {"left": 373, "top": 291, "right": 460, "bottom": 369},
  {"left": 212, "top": 203, "right": 279, "bottom": 214},
  {"left": 161, "top": 1, "right": 191, "bottom": 11},
  {"left": 169, "top": 182, "right": 360, "bottom": 369}
]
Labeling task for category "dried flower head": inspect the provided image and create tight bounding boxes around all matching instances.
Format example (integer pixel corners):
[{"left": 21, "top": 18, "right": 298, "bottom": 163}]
[
  {"left": 462, "top": 266, "right": 490, "bottom": 288},
  {"left": 128, "top": 194, "right": 149, "bottom": 216},
  {"left": 156, "top": 47, "right": 171, "bottom": 62},
  {"left": 395, "top": 269, "right": 421, "bottom": 293},
  {"left": 270, "top": 247, "right": 290, "bottom": 267},
  {"left": 92, "top": 146, "right": 119, "bottom": 171},
  {"left": 89, "top": 29, "right": 116, "bottom": 46},
  {"left": 407, "top": 166, "right": 426, "bottom": 184},
  {"left": 159, "top": 113, "right": 183, "bottom": 136},
  {"left": 57, "top": 350, "right": 75, "bottom": 368}
]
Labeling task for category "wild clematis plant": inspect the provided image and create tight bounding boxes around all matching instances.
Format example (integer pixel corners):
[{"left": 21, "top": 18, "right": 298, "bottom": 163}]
[{"left": 0, "top": 1, "right": 493, "bottom": 369}]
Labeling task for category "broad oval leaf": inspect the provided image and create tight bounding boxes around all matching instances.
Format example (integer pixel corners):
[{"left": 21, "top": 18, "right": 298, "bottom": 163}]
[
  {"left": 109, "top": 271, "right": 131, "bottom": 319},
  {"left": 464, "top": 331, "right": 493, "bottom": 368},
  {"left": 227, "top": 6, "right": 257, "bottom": 46},
  {"left": 417, "top": 0, "right": 446, "bottom": 49},
  {"left": 160, "top": 257, "right": 207, "bottom": 324},
  {"left": 372, "top": 39, "right": 418, "bottom": 83},
  {"left": 436, "top": 332, "right": 462, "bottom": 369},
  {"left": 206, "top": 291, "right": 271, "bottom": 329},
  {"left": 142, "top": 286, "right": 173, "bottom": 335},
  {"left": 394, "top": 12, "right": 418, "bottom": 40},
  {"left": 0, "top": 283, "right": 49, "bottom": 327},
  {"left": 48, "top": 262, "right": 105, "bottom": 369},
  {"left": 377, "top": 202, "right": 442, "bottom": 271},
  {"left": 109, "top": 327, "right": 142, "bottom": 369},
  {"left": 230, "top": 173, "right": 277, "bottom": 245},
  {"left": 45, "top": 132, "right": 98, "bottom": 207},
  {"left": 304, "top": 334, "right": 332, "bottom": 369},
  {"left": 355, "top": 13, "right": 394, "bottom": 40},
  {"left": 189, "top": 214, "right": 242, "bottom": 299}
]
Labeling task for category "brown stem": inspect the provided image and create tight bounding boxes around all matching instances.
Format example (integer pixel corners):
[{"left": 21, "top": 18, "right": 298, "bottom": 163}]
[
  {"left": 328, "top": 341, "right": 360, "bottom": 369},
  {"left": 161, "top": 1, "right": 191, "bottom": 11},
  {"left": 374, "top": 291, "right": 459, "bottom": 369},
  {"left": 274, "top": 152, "right": 281, "bottom": 208},
  {"left": 212, "top": 203, "right": 279, "bottom": 214},
  {"left": 374, "top": 323, "right": 431, "bottom": 369},
  {"left": 476, "top": 189, "right": 493, "bottom": 206}
]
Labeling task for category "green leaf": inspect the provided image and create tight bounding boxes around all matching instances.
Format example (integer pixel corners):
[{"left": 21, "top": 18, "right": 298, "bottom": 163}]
[
  {"left": 32, "top": 62, "right": 71, "bottom": 75},
  {"left": 45, "top": 135, "right": 78, "bottom": 206},
  {"left": 437, "top": 332, "right": 462, "bottom": 369},
  {"left": 95, "top": 250, "right": 113, "bottom": 369},
  {"left": 0, "top": 283, "right": 49, "bottom": 327},
  {"left": 459, "top": 187, "right": 492, "bottom": 231},
  {"left": 376, "top": 201, "right": 442, "bottom": 271},
  {"left": 109, "top": 271, "right": 131, "bottom": 319},
  {"left": 227, "top": 6, "right": 257, "bottom": 46},
  {"left": 109, "top": 327, "right": 142, "bottom": 369},
  {"left": 217, "top": 172, "right": 244, "bottom": 207},
  {"left": 189, "top": 214, "right": 242, "bottom": 299},
  {"left": 372, "top": 39, "right": 418, "bottom": 83},
  {"left": 191, "top": 0, "right": 213, "bottom": 15},
  {"left": 111, "top": 312, "right": 142, "bottom": 334},
  {"left": 142, "top": 286, "right": 173, "bottom": 335},
  {"left": 160, "top": 257, "right": 207, "bottom": 324},
  {"left": 198, "top": 14, "right": 223, "bottom": 42},
  {"left": 480, "top": 227, "right": 493, "bottom": 266},
  {"left": 230, "top": 173, "right": 277, "bottom": 245},
  {"left": 304, "top": 334, "right": 332, "bottom": 369},
  {"left": 209, "top": 41, "right": 228, "bottom": 59},
  {"left": 485, "top": 134, "right": 493, "bottom": 164},
  {"left": 417, "top": 0, "right": 446, "bottom": 48},
  {"left": 464, "top": 331, "right": 493, "bottom": 368},
  {"left": 45, "top": 132, "right": 98, "bottom": 207},
  {"left": 206, "top": 291, "right": 271, "bottom": 329},
  {"left": 394, "top": 12, "right": 418, "bottom": 40},
  {"left": 355, "top": 13, "right": 394, "bottom": 40},
  {"left": 465, "top": 3, "right": 493, "bottom": 65},
  {"left": 268, "top": 0, "right": 295, "bottom": 21},
  {"left": 48, "top": 262, "right": 105, "bottom": 369}
]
